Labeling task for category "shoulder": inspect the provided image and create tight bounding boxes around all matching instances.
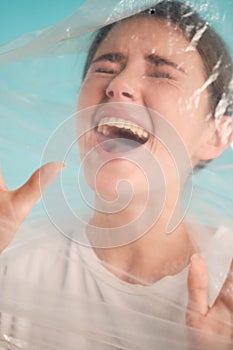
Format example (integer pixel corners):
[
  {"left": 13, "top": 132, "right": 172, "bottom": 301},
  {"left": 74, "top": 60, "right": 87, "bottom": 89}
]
[{"left": 0, "top": 219, "right": 72, "bottom": 287}]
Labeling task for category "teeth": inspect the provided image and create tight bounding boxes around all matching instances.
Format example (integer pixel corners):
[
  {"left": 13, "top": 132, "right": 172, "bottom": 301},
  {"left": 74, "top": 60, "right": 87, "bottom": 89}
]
[
  {"left": 101, "top": 125, "right": 110, "bottom": 136},
  {"left": 97, "top": 117, "right": 149, "bottom": 140}
]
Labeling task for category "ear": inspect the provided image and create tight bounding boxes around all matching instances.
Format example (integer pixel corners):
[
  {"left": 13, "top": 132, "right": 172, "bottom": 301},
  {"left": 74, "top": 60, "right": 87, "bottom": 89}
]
[{"left": 199, "top": 116, "right": 233, "bottom": 160}]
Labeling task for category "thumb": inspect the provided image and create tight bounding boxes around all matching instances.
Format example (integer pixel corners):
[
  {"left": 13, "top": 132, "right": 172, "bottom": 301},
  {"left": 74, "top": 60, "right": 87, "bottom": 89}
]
[
  {"left": 187, "top": 254, "right": 209, "bottom": 317},
  {"left": 13, "top": 162, "right": 65, "bottom": 220},
  {"left": 39, "top": 161, "right": 65, "bottom": 193}
]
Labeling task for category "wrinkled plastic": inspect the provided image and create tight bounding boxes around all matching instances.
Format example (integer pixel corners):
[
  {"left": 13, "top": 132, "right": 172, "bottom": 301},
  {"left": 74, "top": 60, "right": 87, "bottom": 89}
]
[{"left": 0, "top": 0, "right": 233, "bottom": 349}]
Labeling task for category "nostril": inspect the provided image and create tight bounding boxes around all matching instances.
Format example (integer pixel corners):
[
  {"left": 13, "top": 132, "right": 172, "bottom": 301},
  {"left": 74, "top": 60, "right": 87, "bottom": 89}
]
[
  {"left": 105, "top": 86, "right": 134, "bottom": 99},
  {"left": 106, "top": 89, "right": 114, "bottom": 98},
  {"left": 122, "top": 92, "right": 133, "bottom": 98}
]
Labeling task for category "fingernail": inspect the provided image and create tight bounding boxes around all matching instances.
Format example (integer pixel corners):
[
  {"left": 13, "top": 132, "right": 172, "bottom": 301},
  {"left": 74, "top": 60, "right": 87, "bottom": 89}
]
[
  {"left": 39, "top": 162, "right": 65, "bottom": 192},
  {"left": 190, "top": 253, "right": 200, "bottom": 262}
]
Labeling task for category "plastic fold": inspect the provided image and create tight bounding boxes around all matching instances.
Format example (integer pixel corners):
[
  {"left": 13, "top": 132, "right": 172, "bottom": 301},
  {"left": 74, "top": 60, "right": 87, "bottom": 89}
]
[{"left": 0, "top": 0, "right": 232, "bottom": 349}]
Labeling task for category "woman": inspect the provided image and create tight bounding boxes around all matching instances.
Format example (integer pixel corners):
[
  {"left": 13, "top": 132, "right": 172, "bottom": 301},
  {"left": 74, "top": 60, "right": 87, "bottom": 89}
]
[{"left": 0, "top": 1, "right": 232, "bottom": 348}]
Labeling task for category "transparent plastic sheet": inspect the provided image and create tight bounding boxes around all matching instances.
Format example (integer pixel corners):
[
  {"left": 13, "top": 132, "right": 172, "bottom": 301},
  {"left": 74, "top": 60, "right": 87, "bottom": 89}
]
[{"left": 0, "top": 0, "right": 233, "bottom": 349}]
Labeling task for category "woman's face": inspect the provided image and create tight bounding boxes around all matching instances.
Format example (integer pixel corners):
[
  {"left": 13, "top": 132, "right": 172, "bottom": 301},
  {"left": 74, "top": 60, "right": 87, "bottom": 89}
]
[{"left": 77, "top": 16, "right": 213, "bottom": 198}]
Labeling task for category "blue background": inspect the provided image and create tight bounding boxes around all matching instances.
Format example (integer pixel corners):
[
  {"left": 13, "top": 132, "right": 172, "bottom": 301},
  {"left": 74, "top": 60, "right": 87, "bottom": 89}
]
[
  {"left": 0, "top": 0, "right": 232, "bottom": 220},
  {"left": 0, "top": 0, "right": 232, "bottom": 53},
  {"left": 0, "top": 0, "right": 85, "bottom": 45}
]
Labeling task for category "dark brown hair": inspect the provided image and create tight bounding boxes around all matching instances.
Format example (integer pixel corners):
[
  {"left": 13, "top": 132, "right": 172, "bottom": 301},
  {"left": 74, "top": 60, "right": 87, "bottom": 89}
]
[{"left": 83, "top": 0, "right": 233, "bottom": 118}]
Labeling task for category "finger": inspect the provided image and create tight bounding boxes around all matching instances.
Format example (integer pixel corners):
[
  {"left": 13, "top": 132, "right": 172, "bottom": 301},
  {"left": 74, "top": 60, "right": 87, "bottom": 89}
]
[
  {"left": 0, "top": 168, "right": 8, "bottom": 190},
  {"left": 187, "top": 254, "right": 209, "bottom": 316},
  {"left": 218, "top": 259, "right": 233, "bottom": 311},
  {"left": 13, "top": 162, "right": 65, "bottom": 220},
  {"left": 39, "top": 161, "right": 65, "bottom": 193}
]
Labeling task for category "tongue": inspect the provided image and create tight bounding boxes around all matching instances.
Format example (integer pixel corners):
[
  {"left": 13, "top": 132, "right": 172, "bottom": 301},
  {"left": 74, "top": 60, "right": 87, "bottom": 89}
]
[
  {"left": 97, "top": 125, "right": 146, "bottom": 153},
  {"left": 97, "top": 132, "right": 142, "bottom": 153},
  {"left": 103, "top": 138, "right": 142, "bottom": 153}
]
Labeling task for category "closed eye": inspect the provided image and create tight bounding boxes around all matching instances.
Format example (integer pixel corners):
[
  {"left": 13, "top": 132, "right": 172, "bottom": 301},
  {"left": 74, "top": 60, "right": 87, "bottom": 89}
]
[
  {"left": 95, "top": 67, "right": 117, "bottom": 74},
  {"left": 150, "top": 72, "right": 173, "bottom": 79},
  {"left": 90, "top": 52, "right": 126, "bottom": 77}
]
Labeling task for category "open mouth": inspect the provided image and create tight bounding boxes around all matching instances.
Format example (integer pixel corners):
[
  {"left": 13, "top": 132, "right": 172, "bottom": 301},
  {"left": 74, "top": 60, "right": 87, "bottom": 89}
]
[{"left": 96, "top": 117, "right": 150, "bottom": 152}]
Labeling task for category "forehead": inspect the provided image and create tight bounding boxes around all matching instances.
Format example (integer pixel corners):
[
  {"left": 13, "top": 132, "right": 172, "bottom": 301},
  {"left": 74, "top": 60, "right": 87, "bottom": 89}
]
[
  {"left": 93, "top": 16, "right": 205, "bottom": 76},
  {"left": 95, "top": 16, "right": 191, "bottom": 56}
]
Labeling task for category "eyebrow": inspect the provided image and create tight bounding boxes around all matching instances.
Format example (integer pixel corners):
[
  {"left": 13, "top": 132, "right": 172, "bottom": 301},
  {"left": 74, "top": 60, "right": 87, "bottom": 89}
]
[
  {"left": 92, "top": 53, "right": 126, "bottom": 64},
  {"left": 147, "top": 54, "right": 186, "bottom": 74},
  {"left": 92, "top": 52, "right": 186, "bottom": 74}
]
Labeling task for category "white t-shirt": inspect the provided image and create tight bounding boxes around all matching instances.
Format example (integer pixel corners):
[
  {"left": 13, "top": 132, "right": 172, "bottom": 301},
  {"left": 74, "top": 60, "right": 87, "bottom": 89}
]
[{"left": 0, "top": 223, "right": 232, "bottom": 349}]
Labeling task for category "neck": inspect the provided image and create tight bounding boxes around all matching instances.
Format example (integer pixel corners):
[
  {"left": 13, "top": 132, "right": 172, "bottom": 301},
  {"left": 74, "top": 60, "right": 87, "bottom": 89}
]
[{"left": 87, "top": 194, "right": 195, "bottom": 285}]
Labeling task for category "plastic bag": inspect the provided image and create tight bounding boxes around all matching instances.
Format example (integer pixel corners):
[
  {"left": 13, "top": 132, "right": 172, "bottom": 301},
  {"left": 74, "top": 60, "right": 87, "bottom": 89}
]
[{"left": 0, "top": 0, "right": 232, "bottom": 349}]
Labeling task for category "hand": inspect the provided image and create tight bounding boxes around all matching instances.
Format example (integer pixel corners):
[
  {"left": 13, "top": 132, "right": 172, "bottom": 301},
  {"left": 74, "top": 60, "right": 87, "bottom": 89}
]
[
  {"left": 186, "top": 254, "right": 233, "bottom": 349},
  {"left": 0, "top": 162, "right": 64, "bottom": 253}
]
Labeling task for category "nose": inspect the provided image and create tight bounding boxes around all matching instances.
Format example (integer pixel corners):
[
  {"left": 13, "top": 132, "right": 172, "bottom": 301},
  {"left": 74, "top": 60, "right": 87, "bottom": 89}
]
[{"left": 105, "top": 70, "right": 140, "bottom": 102}]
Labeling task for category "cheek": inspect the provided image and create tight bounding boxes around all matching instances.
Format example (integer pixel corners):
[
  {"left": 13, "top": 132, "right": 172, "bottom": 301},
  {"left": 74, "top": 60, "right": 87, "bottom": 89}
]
[
  {"left": 143, "top": 81, "right": 183, "bottom": 118},
  {"left": 144, "top": 85, "right": 208, "bottom": 152},
  {"left": 77, "top": 82, "right": 94, "bottom": 110},
  {"left": 77, "top": 77, "right": 108, "bottom": 110},
  {"left": 144, "top": 79, "right": 209, "bottom": 125}
]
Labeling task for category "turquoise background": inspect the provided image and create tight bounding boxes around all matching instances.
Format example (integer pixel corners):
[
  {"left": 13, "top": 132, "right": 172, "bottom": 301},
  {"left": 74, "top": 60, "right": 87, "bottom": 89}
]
[
  {"left": 0, "top": 0, "right": 85, "bottom": 45},
  {"left": 0, "top": 0, "right": 232, "bottom": 48},
  {"left": 0, "top": 0, "right": 232, "bottom": 222}
]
